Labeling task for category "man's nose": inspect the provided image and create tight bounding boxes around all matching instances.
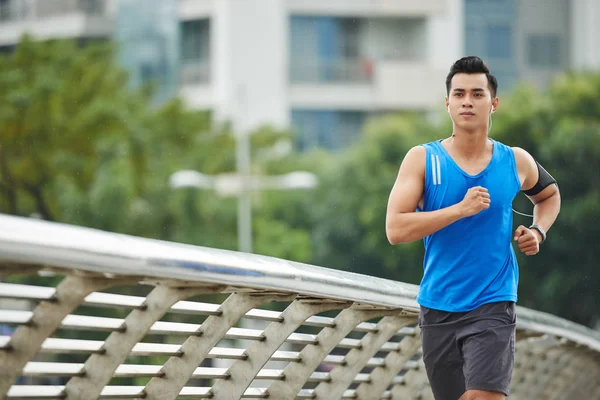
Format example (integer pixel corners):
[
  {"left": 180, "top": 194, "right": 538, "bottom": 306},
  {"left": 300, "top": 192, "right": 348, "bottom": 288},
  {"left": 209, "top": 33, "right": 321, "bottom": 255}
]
[{"left": 462, "top": 97, "right": 474, "bottom": 107}]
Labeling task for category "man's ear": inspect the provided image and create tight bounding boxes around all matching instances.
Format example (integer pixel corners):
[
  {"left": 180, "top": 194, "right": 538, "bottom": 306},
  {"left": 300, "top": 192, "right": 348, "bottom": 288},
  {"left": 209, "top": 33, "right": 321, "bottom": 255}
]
[{"left": 491, "top": 97, "right": 499, "bottom": 113}]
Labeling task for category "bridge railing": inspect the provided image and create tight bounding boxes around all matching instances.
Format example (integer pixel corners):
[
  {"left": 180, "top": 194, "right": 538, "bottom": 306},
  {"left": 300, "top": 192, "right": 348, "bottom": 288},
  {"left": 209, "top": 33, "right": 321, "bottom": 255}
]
[{"left": 0, "top": 213, "right": 598, "bottom": 399}]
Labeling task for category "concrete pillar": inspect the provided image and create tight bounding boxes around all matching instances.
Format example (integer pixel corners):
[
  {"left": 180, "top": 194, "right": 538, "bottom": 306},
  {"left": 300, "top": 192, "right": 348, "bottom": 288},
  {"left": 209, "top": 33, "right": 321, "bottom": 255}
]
[
  {"left": 212, "top": 0, "right": 289, "bottom": 133},
  {"left": 426, "top": 0, "right": 463, "bottom": 72},
  {"left": 570, "top": 0, "right": 600, "bottom": 70}
]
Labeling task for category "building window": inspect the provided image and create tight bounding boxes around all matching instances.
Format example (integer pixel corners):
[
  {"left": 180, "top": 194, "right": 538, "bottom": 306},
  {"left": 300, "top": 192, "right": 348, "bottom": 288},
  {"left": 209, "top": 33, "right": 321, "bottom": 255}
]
[
  {"left": 291, "top": 110, "right": 366, "bottom": 151},
  {"left": 464, "top": 0, "right": 518, "bottom": 91},
  {"left": 339, "top": 19, "right": 362, "bottom": 59},
  {"left": 289, "top": 16, "right": 370, "bottom": 83},
  {"left": 485, "top": 25, "right": 512, "bottom": 59},
  {"left": 465, "top": 24, "right": 480, "bottom": 56},
  {"left": 527, "top": 35, "right": 560, "bottom": 67},
  {"left": 180, "top": 19, "right": 210, "bottom": 84},
  {"left": 0, "top": 0, "right": 28, "bottom": 21},
  {"left": 0, "top": 0, "right": 9, "bottom": 21},
  {"left": 80, "top": 0, "right": 105, "bottom": 15},
  {"left": 181, "top": 19, "right": 210, "bottom": 63}
]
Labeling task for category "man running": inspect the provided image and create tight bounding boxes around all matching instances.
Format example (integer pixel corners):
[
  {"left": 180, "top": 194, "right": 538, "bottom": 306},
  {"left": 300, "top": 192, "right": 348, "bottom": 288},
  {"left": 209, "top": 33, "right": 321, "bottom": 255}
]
[{"left": 385, "top": 56, "right": 561, "bottom": 400}]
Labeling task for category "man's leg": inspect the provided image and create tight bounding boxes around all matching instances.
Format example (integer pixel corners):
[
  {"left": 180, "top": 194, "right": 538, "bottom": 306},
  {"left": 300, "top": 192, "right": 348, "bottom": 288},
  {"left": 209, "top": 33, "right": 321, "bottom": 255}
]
[
  {"left": 419, "top": 306, "right": 468, "bottom": 400},
  {"left": 459, "top": 389, "right": 505, "bottom": 400},
  {"left": 459, "top": 302, "right": 516, "bottom": 400}
]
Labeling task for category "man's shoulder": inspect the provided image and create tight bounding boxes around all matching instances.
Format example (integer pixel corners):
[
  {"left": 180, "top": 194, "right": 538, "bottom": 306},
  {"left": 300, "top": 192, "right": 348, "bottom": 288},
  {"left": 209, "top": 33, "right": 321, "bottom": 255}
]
[
  {"left": 419, "top": 139, "right": 441, "bottom": 147},
  {"left": 492, "top": 140, "right": 531, "bottom": 161},
  {"left": 411, "top": 140, "right": 441, "bottom": 154},
  {"left": 509, "top": 146, "right": 534, "bottom": 163},
  {"left": 402, "top": 140, "right": 445, "bottom": 167},
  {"left": 402, "top": 145, "right": 426, "bottom": 166}
]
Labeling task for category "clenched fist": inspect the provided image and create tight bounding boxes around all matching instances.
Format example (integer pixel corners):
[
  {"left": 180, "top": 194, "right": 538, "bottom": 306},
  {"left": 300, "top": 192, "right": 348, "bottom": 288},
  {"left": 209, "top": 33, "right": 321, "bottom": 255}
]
[
  {"left": 513, "top": 225, "right": 540, "bottom": 256},
  {"left": 459, "top": 186, "right": 491, "bottom": 217}
]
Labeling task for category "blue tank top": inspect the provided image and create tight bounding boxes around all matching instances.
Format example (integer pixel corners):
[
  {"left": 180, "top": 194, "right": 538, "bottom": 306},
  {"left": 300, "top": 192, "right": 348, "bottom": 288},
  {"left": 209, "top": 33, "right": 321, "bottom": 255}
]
[{"left": 417, "top": 138, "right": 521, "bottom": 312}]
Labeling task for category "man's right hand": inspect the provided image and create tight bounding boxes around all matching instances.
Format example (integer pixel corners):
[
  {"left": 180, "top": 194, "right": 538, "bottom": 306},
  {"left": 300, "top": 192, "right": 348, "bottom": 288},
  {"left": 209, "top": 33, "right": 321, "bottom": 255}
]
[
  {"left": 386, "top": 147, "right": 491, "bottom": 244},
  {"left": 459, "top": 186, "right": 491, "bottom": 217}
]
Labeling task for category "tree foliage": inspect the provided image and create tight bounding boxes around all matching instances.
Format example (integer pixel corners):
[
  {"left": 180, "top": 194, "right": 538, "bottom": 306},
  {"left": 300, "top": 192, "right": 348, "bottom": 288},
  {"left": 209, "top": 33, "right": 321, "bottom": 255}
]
[
  {"left": 492, "top": 74, "right": 600, "bottom": 326},
  {"left": 312, "top": 74, "right": 600, "bottom": 327},
  {"left": 2, "top": 35, "right": 599, "bottom": 328}
]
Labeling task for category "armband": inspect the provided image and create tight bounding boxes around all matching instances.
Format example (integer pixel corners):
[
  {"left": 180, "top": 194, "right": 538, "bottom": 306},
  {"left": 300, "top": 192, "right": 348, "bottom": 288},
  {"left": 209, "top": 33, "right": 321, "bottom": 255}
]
[{"left": 522, "top": 161, "right": 557, "bottom": 196}]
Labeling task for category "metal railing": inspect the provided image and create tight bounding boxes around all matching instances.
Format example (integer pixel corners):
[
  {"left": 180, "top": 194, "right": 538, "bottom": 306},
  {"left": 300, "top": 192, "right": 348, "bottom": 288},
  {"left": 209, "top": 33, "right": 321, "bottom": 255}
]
[
  {"left": 0, "top": 213, "right": 599, "bottom": 399},
  {"left": 37, "top": 0, "right": 107, "bottom": 18},
  {"left": 179, "top": 61, "right": 211, "bottom": 85},
  {"left": 0, "top": 0, "right": 107, "bottom": 22},
  {"left": 290, "top": 58, "right": 374, "bottom": 84}
]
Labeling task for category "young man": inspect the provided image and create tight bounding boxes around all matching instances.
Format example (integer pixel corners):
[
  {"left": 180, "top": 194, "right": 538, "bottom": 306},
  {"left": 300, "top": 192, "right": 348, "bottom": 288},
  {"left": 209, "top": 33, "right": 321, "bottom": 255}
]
[{"left": 385, "top": 56, "right": 561, "bottom": 400}]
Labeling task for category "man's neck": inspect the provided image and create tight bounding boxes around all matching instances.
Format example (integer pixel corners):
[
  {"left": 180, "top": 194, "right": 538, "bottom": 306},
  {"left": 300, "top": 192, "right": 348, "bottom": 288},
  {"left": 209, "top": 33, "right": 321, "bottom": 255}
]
[{"left": 448, "top": 126, "right": 490, "bottom": 159}]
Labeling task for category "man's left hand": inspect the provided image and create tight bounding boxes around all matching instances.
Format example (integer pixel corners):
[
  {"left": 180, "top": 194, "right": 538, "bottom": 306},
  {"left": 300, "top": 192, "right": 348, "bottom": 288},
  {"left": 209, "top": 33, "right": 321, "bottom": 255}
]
[{"left": 513, "top": 225, "right": 540, "bottom": 256}]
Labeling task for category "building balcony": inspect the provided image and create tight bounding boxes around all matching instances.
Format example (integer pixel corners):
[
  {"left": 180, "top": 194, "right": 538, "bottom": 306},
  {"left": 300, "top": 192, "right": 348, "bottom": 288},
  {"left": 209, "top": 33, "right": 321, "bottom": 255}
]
[
  {"left": 178, "top": 61, "right": 213, "bottom": 109},
  {"left": 290, "top": 59, "right": 446, "bottom": 111},
  {"left": 286, "top": 0, "right": 447, "bottom": 17},
  {"left": 374, "top": 60, "right": 446, "bottom": 109},
  {"left": 178, "top": 0, "right": 213, "bottom": 20},
  {"left": 180, "top": 61, "right": 211, "bottom": 85},
  {"left": 290, "top": 58, "right": 373, "bottom": 84},
  {"left": 0, "top": 0, "right": 112, "bottom": 46}
]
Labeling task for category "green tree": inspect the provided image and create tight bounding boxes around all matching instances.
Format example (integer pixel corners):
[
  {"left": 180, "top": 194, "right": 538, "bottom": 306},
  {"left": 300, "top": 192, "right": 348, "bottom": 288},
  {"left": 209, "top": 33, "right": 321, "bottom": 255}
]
[
  {"left": 0, "top": 35, "right": 207, "bottom": 233},
  {"left": 252, "top": 147, "right": 332, "bottom": 263},
  {"left": 492, "top": 73, "right": 600, "bottom": 327},
  {"left": 0, "top": 35, "right": 313, "bottom": 263},
  {"left": 5, "top": 34, "right": 600, "bottom": 329},
  {"left": 309, "top": 115, "right": 444, "bottom": 285},
  {"left": 309, "top": 73, "right": 600, "bottom": 327}
]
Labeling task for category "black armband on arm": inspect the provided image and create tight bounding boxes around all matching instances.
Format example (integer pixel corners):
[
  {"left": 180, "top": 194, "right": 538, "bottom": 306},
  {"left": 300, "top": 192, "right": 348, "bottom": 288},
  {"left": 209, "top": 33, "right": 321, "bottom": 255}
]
[{"left": 522, "top": 161, "right": 557, "bottom": 196}]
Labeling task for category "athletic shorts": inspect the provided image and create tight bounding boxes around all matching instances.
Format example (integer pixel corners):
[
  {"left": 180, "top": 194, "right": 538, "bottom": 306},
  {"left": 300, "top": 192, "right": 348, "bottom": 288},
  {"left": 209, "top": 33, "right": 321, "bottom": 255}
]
[{"left": 418, "top": 301, "right": 516, "bottom": 400}]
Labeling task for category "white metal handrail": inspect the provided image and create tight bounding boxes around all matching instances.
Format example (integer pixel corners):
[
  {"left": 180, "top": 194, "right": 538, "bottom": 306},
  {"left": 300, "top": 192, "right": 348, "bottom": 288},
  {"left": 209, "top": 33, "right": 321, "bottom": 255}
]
[{"left": 0, "top": 213, "right": 599, "bottom": 399}]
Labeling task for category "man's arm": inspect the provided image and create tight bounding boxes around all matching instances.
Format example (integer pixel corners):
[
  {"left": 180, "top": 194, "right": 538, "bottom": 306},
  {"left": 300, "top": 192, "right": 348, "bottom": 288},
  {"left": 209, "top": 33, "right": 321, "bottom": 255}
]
[
  {"left": 513, "top": 147, "right": 561, "bottom": 254},
  {"left": 385, "top": 146, "right": 490, "bottom": 244}
]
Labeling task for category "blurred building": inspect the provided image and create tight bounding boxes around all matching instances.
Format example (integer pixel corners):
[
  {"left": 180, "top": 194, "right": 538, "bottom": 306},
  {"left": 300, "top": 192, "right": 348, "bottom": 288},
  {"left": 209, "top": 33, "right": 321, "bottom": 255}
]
[
  {"left": 464, "top": 0, "right": 599, "bottom": 93},
  {"left": 0, "top": 0, "right": 599, "bottom": 150}
]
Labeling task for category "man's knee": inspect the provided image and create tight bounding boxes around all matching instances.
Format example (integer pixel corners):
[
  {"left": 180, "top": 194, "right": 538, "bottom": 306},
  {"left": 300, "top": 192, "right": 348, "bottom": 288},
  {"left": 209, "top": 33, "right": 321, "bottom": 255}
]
[{"left": 459, "top": 389, "right": 505, "bottom": 400}]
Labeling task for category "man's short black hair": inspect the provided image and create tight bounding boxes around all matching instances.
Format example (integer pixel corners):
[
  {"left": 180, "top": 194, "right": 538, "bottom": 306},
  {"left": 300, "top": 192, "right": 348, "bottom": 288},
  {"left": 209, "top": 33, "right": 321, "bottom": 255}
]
[{"left": 446, "top": 56, "right": 498, "bottom": 98}]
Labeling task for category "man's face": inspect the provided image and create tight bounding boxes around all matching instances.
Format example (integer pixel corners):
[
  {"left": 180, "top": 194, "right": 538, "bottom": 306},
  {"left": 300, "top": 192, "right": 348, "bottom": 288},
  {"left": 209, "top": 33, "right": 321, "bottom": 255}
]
[{"left": 446, "top": 73, "right": 498, "bottom": 129}]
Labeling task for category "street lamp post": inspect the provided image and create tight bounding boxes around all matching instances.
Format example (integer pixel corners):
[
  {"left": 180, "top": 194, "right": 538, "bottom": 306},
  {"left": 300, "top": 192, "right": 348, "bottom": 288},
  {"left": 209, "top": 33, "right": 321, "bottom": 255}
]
[
  {"left": 169, "top": 169, "right": 319, "bottom": 253},
  {"left": 170, "top": 81, "right": 318, "bottom": 253}
]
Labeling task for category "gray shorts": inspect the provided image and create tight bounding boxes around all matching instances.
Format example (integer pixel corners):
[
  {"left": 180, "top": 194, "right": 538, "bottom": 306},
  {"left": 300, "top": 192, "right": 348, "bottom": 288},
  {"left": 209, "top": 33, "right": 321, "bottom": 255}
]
[{"left": 418, "top": 301, "right": 516, "bottom": 400}]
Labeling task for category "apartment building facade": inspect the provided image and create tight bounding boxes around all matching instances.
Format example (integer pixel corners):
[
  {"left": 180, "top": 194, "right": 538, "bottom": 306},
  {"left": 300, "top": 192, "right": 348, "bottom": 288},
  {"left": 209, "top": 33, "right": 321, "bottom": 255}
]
[
  {"left": 464, "top": 0, "right": 599, "bottom": 92},
  {"left": 1, "top": 0, "right": 599, "bottom": 150}
]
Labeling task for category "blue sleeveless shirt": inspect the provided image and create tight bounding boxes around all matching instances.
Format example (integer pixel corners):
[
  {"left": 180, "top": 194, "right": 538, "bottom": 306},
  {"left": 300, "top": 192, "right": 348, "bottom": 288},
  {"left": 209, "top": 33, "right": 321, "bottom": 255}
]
[{"left": 417, "top": 138, "right": 521, "bottom": 312}]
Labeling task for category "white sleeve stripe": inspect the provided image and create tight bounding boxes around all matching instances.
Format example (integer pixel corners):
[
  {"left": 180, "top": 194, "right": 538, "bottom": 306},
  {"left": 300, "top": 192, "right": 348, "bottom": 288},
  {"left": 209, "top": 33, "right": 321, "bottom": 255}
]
[
  {"left": 436, "top": 155, "right": 441, "bottom": 185},
  {"left": 431, "top": 154, "right": 437, "bottom": 185}
]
